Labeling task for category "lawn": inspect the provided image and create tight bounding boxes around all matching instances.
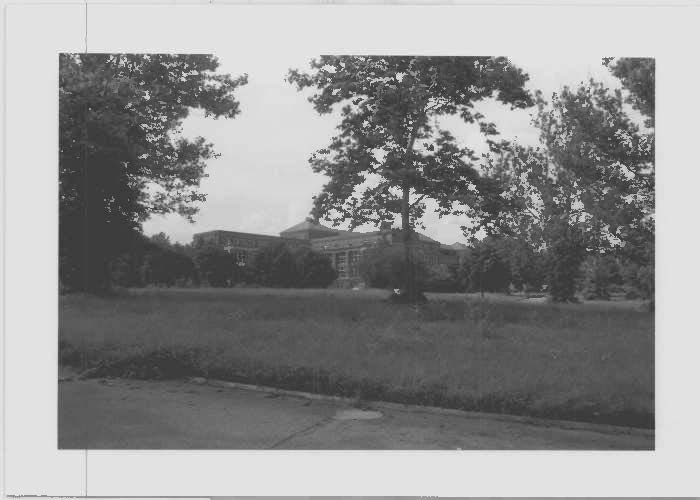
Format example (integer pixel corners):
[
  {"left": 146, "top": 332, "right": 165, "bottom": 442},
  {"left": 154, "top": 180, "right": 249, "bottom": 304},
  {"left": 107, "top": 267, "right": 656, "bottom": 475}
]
[{"left": 59, "top": 287, "right": 654, "bottom": 428}]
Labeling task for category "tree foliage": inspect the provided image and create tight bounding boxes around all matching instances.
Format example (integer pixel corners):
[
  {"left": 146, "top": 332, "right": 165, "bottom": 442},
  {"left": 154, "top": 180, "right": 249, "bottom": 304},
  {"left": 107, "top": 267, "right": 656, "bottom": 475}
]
[
  {"left": 464, "top": 238, "right": 511, "bottom": 294},
  {"left": 293, "top": 247, "right": 339, "bottom": 288},
  {"left": 110, "top": 234, "right": 196, "bottom": 288},
  {"left": 607, "top": 57, "right": 655, "bottom": 127},
  {"left": 249, "top": 243, "right": 337, "bottom": 288},
  {"left": 194, "top": 245, "right": 238, "bottom": 287},
  {"left": 580, "top": 254, "right": 623, "bottom": 301},
  {"left": 543, "top": 225, "right": 587, "bottom": 302},
  {"left": 607, "top": 57, "right": 655, "bottom": 304},
  {"left": 288, "top": 56, "right": 532, "bottom": 229},
  {"left": 358, "top": 244, "right": 430, "bottom": 290},
  {"left": 59, "top": 53, "right": 247, "bottom": 291},
  {"left": 496, "top": 236, "right": 546, "bottom": 293},
  {"left": 457, "top": 236, "right": 538, "bottom": 295},
  {"left": 478, "top": 73, "right": 654, "bottom": 301}
]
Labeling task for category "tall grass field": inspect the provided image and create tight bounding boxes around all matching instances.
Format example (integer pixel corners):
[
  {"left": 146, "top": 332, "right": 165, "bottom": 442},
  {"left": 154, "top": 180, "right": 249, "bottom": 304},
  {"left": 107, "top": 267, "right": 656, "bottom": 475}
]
[{"left": 59, "top": 287, "right": 654, "bottom": 428}]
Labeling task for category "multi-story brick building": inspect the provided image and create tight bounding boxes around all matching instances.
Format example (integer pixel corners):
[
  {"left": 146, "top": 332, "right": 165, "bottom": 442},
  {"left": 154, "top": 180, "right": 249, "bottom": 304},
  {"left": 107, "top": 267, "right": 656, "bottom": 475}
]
[{"left": 193, "top": 218, "right": 467, "bottom": 284}]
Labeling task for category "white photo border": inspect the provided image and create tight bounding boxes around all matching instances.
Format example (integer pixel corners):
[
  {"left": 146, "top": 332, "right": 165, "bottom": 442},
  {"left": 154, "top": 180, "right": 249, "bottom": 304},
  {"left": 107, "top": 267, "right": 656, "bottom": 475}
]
[{"left": 4, "top": 2, "right": 700, "bottom": 496}]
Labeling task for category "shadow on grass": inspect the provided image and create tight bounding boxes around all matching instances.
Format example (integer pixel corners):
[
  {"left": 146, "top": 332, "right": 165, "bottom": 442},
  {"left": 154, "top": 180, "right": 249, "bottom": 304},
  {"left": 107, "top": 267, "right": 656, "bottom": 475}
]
[{"left": 60, "top": 341, "right": 653, "bottom": 429}]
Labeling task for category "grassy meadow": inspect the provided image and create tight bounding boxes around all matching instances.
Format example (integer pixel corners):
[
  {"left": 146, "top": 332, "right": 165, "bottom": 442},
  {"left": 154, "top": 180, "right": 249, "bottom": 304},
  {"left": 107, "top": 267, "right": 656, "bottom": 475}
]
[{"left": 59, "top": 287, "right": 654, "bottom": 428}]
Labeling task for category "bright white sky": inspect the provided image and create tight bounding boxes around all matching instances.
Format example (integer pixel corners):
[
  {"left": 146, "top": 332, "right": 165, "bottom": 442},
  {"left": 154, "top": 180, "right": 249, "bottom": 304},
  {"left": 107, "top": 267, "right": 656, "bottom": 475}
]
[{"left": 143, "top": 53, "right": 622, "bottom": 245}]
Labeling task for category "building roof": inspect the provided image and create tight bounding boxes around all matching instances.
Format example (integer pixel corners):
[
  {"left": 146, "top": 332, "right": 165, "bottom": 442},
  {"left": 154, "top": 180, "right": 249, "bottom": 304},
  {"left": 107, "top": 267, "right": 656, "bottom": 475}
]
[
  {"left": 195, "top": 221, "right": 459, "bottom": 249},
  {"left": 193, "top": 229, "right": 281, "bottom": 240},
  {"left": 193, "top": 229, "right": 305, "bottom": 244},
  {"left": 280, "top": 219, "right": 339, "bottom": 236},
  {"left": 439, "top": 242, "right": 470, "bottom": 251},
  {"left": 388, "top": 229, "right": 441, "bottom": 245},
  {"left": 312, "top": 230, "right": 382, "bottom": 243},
  {"left": 414, "top": 232, "right": 441, "bottom": 245}
]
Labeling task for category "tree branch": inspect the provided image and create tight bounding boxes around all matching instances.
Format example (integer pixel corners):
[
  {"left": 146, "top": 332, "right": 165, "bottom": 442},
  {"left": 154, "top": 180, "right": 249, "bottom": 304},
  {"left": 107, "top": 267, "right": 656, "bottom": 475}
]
[{"left": 410, "top": 194, "right": 427, "bottom": 207}]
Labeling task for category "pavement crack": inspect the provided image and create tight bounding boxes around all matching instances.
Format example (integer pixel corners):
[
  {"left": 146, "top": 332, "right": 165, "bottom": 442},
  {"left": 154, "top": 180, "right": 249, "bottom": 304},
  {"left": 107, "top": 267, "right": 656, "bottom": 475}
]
[{"left": 266, "top": 416, "right": 334, "bottom": 449}]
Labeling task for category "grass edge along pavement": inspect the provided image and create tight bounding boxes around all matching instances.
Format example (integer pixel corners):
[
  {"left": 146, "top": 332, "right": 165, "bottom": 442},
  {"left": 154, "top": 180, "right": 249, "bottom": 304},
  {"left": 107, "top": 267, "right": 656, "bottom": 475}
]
[
  {"left": 194, "top": 376, "right": 654, "bottom": 438},
  {"left": 59, "top": 344, "right": 653, "bottom": 430},
  {"left": 59, "top": 288, "right": 654, "bottom": 429}
]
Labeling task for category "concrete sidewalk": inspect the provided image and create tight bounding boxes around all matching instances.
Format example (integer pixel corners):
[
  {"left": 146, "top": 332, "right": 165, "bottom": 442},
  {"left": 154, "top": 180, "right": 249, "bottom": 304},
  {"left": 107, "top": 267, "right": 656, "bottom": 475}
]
[{"left": 58, "top": 377, "right": 653, "bottom": 450}]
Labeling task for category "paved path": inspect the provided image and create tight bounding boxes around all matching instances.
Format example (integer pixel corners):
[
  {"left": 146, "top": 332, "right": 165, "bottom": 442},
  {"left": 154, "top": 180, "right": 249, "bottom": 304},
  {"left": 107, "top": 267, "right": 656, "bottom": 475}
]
[{"left": 58, "top": 377, "right": 653, "bottom": 450}]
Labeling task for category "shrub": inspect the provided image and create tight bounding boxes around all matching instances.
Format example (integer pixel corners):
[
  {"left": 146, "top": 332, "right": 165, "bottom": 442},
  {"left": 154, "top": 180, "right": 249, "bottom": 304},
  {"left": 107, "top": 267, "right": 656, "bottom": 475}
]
[
  {"left": 503, "top": 240, "right": 547, "bottom": 293},
  {"left": 144, "top": 248, "right": 196, "bottom": 287},
  {"left": 249, "top": 243, "right": 336, "bottom": 288},
  {"left": 294, "top": 248, "right": 337, "bottom": 288},
  {"left": 358, "top": 244, "right": 429, "bottom": 291},
  {"left": 424, "top": 264, "right": 463, "bottom": 293},
  {"left": 580, "top": 254, "right": 623, "bottom": 300},
  {"left": 110, "top": 235, "right": 196, "bottom": 288},
  {"left": 194, "top": 245, "right": 236, "bottom": 287},
  {"left": 621, "top": 261, "right": 654, "bottom": 301},
  {"left": 461, "top": 238, "right": 511, "bottom": 294}
]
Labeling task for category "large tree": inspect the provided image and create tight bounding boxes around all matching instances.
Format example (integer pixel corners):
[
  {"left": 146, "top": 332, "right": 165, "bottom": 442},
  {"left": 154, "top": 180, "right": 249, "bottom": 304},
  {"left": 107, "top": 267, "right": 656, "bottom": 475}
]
[
  {"left": 59, "top": 54, "right": 247, "bottom": 292},
  {"left": 481, "top": 74, "right": 654, "bottom": 301},
  {"left": 288, "top": 56, "right": 532, "bottom": 300},
  {"left": 607, "top": 57, "right": 655, "bottom": 302}
]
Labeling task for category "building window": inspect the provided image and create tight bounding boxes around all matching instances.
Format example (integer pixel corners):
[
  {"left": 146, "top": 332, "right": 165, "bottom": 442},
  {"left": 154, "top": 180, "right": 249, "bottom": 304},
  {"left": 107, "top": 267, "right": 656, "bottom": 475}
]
[
  {"left": 348, "top": 250, "right": 361, "bottom": 277},
  {"left": 235, "top": 251, "right": 248, "bottom": 266},
  {"left": 335, "top": 252, "right": 347, "bottom": 278}
]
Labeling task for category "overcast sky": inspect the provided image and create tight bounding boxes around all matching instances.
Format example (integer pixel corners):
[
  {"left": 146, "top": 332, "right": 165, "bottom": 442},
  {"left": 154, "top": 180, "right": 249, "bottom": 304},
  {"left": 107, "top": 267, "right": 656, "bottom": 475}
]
[{"left": 143, "top": 53, "right": 622, "bottom": 245}]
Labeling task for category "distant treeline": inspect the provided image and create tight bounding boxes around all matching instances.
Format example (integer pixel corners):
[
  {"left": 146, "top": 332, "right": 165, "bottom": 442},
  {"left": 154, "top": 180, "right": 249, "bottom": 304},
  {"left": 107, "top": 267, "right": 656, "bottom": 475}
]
[
  {"left": 88, "top": 231, "right": 652, "bottom": 301},
  {"left": 105, "top": 233, "right": 338, "bottom": 290},
  {"left": 358, "top": 236, "right": 652, "bottom": 300}
]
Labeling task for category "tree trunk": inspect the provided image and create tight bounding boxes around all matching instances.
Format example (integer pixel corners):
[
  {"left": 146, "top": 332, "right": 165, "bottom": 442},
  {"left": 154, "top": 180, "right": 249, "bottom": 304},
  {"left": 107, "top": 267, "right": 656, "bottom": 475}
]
[
  {"left": 390, "top": 108, "right": 427, "bottom": 304},
  {"left": 401, "top": 182, "right": 416, "bottom": 300},
  {"left": 398, "top": 125, "right": 421, "bottom": 303},
  {"left": 82, "top": 100, "right": 90, "bottom": 292},
  {"left": 80, "top": 103, "right": 112, "bottom": 295}
]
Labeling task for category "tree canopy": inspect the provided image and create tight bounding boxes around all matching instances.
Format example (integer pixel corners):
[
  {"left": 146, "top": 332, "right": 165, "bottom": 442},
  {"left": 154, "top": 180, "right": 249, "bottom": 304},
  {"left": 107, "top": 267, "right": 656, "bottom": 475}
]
[
  {"left": 478, "top": 59, "right": 654, "bottom": 301},
  {"left": 59, "top": 53, "right": 247, "bottom": 291},
  {"left": 287, "top": 56, "right": 533, "bottom": 233}
]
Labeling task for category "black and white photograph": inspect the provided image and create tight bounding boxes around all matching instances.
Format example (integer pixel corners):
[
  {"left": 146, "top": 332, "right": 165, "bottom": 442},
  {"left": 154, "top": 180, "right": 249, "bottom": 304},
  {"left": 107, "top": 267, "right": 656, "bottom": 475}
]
[
  {"left": 9, "top": 0, "right": 700, "bottom": 496},
  {"left": 56, "top": 51, "right": 654, "bottom": 450}
]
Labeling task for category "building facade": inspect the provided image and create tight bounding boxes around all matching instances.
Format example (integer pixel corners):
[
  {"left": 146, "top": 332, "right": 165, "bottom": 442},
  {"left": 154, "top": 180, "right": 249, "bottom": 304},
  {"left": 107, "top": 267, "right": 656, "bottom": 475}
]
[{"left": 193, "top": 219, "right": 467, "bottom": 284}]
